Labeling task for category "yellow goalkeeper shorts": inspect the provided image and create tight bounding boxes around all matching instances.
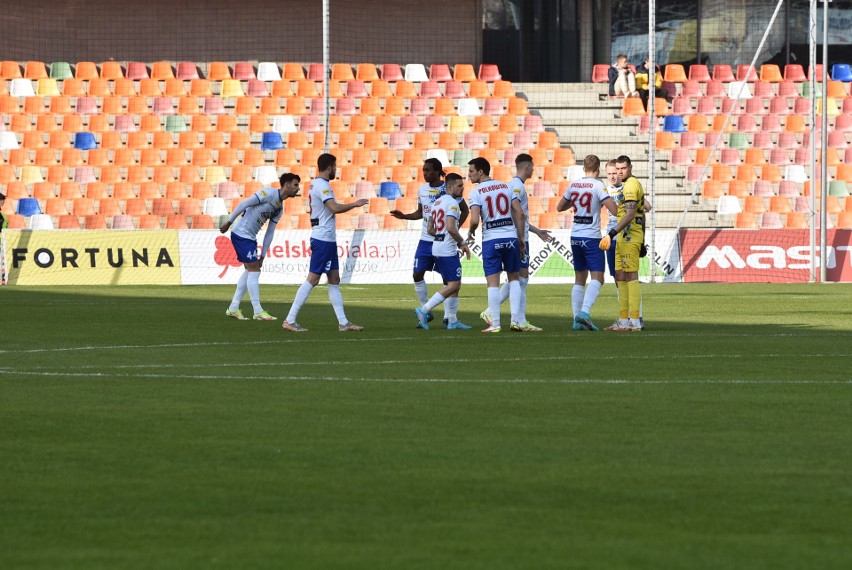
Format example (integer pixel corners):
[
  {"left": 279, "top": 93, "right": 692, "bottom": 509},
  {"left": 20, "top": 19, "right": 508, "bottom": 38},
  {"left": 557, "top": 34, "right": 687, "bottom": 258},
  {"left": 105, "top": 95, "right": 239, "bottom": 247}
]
[{"left": 615, "top": 240, "right": 642, "bottom": 273}]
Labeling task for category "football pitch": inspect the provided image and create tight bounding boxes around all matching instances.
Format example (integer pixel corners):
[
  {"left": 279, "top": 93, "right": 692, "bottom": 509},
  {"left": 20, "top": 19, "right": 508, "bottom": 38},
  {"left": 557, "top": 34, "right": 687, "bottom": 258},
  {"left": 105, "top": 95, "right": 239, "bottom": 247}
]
[{"left": 2, "top": 283, "right": 851, "bottom": 569}]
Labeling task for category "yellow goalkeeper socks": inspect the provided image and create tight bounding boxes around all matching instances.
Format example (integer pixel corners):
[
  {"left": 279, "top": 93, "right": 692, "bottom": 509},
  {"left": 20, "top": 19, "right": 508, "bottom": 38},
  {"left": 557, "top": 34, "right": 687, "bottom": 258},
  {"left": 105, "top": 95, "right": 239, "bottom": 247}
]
[
  {"left": 618, "top": 281, "right": 629, "bottom": 320},
  {"left": 627, "top": 280, "right": 641, "bottom": 320}
]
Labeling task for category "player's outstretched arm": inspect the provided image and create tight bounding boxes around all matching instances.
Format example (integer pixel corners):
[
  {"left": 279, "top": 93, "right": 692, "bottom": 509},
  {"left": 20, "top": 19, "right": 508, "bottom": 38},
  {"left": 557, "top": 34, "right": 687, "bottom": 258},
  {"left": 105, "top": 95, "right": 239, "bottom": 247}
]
[
  {"left": 389, "top": 203, "right": 423, "bottom": 221},
  {"left": 326, "top": 198, "right": 369, "bottom": 214},
  {"left": 529, "top": 223, "right": 553, "bottom": 242}
]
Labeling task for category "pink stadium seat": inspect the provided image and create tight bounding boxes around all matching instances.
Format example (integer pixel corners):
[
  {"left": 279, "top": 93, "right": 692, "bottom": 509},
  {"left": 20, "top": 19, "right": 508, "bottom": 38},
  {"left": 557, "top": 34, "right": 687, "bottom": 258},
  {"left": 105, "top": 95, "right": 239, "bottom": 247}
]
[
  {"left": 592, "top": 64, "right": 610, "bottom": 83},
  {"left": 736, "top": 65, "right": 759, "bottom": 82},
  {"left": 476, "top": 64, "right": 500, "bottom": 82},
  {"left": 777, "top": 81, "right": 799, "bottom": 99},
  {"left": 695, "top": 97, "right": 716, "bottom": 115},
  {"left": 768, "top": 97, "right": 791, "bottom": 115},
  {"left": 679, "top": 132, "right": 701, "bottom": 149},
  {"left": 744, "top": 98, "right": 766, "bottom": 115},
  {"left": 784, "top": 64, "right": 807, "bottom": 82},
  {"left": 176, "top": 62, "right": 200, "bottom": 80},
  {"left": 380, "top": 64, "right": 404, "bottom": 82},
  {"left": 753, "top": 81, "right": 775, "bottom": 98},
  {"left": 672, "top": 97, "right": 692, "bottom": 115},
  {"left": 670, "top": 148, "right": 691, "bottom": 166},
  {"left": 681, "top": 80, "right": 703, "bottom": 98},
  {"left": 429, "top": 64, "right": 452, "bottom": 82},
  {"left": 705, "top": 80, "right": 726, "bottom": 97},
  {"left": 712, "top": 65, "right": 735, "bottom": 82},
  {"left": 420, "top": 81, "right": 442, "bottom": 98},
  {"left": 307, "top": 63, "right": 325, "bottom": 82},
  {"left": 689, "top": 65, "right": 711, "bottom": 82}
]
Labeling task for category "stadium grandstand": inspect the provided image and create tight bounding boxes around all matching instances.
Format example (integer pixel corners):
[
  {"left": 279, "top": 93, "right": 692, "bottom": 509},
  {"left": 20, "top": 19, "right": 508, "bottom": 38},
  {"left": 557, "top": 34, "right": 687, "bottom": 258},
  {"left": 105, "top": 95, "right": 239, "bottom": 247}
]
[{"left": 1, "top": 0, "right": 851, "bottom": 284}]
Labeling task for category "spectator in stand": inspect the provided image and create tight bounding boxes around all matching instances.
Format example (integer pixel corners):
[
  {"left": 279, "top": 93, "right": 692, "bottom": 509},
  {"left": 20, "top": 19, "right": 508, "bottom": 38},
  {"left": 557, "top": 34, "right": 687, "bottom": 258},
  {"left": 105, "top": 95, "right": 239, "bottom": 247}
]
[
  {"left": 636, "top": 58, "right": 667, "bottom": 110},
  {"left": 608, "top": 54, "right": 638, "bottom": 98}
]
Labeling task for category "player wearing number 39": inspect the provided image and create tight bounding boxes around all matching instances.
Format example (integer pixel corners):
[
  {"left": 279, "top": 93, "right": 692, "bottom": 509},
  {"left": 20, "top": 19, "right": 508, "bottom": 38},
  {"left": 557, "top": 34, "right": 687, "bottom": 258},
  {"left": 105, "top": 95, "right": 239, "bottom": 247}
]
[
  {"left": 557, "top": 155, "right": 617, "bottom": 331},
  {"left": 466, "top": 157, "right": 526, "bottom": 333},
  {"left": 219, "top": 172, "right": 302, "bottom": 321},
  {"left": 414, "top": 173, "right": 472, "bottom": 330}
]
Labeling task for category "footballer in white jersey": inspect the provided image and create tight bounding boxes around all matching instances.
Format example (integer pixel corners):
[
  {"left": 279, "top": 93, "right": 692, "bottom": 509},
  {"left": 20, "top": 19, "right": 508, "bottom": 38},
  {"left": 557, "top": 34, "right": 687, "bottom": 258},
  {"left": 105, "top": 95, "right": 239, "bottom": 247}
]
[
  {"left": 556, "top": 156, "right": 618, "bottom": 332},
  {"left": 389, "top": 158, "right": 468, "bottom": 327},
  {"left": 466, "top": 157, "right": 526, "bottom": 333},
  {"left": 282, "top": 153, "right": 368, "bottom": 333},
  {"left": 219, "top": 173, "right": 301, "bottom": 321},
  {"left": 414, "top": 173, "right": 472, "bottom": 331},
  {"left": 479, "top": 153, "right": 552, "bottom": 333}
]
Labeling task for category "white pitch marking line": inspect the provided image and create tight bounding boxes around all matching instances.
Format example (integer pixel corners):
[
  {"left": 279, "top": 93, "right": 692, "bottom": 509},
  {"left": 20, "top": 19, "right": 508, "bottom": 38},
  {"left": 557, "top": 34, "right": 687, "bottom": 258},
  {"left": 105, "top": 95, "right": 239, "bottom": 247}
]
[
  {"left": 9, "top": 352, "right": 839, "bottom": 371},
  {"left": 0, "top": 369, "right": 849, "bottom": 384},
  {"left": 0, "top": 336, "right": 420, "bottom": 355}
]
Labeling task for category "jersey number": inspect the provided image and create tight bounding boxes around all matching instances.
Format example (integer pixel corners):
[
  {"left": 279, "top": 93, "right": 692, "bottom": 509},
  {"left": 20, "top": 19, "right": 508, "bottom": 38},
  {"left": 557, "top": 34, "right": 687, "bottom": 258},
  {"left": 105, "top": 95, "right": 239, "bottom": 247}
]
[
  {"left": 433, "top": 209, "right": 446, "bottom": 232},
  {"left": 483, "top": 194, "right": 510, "bottom": 218},
  {"left": 568, "top": 191, "right": 592, "bottom": 214}
]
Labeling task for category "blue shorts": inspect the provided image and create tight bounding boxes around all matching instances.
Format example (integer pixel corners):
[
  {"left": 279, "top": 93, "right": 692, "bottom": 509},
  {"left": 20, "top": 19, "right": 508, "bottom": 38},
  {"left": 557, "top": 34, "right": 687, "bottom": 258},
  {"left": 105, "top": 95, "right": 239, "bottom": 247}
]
[
  {"left": 413, "top": 239, "right": 437, "bottom": 273},
  {"left": 571, "top": 237, "right": 606, "bottom": 272},
  {"left": 309, "top": 238, "right": 339, "bottom": 275},
  {"left": 231, "top": 233, "right": 259, "bottom": 263},
  {"left": 605, "top": 234, "right": 617, "bottom": 277},
  {"left": 520, "top": 236, "right": 530, "bottom": 269},
  {"left": 434, "top": 255, "right": 462, "bottom": 283},
  {"left": 482, "top": 237, "right": 521, "bottom": 277}
]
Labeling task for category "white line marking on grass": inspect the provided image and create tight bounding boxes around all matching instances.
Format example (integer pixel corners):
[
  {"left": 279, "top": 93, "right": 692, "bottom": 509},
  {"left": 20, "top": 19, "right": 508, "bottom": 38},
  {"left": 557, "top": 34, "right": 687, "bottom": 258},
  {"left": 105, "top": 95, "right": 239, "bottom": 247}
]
[
  {"left": 0, "top": 336, "right": 420, "bottom": 355},
  {"left": 23, "top": 352, "right": 836, "bottom": 371},
  {"left": 0, "top": 369, "right": 849, "bottom": 384}
]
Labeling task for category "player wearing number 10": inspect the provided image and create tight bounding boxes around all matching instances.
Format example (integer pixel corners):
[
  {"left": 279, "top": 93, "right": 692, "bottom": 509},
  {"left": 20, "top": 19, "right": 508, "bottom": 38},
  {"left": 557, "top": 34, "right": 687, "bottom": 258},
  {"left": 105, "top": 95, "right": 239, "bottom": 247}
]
[
  {"left": 557, "top": 155, "right": 617, "bottom": 331},
  {"left": 466, "top": 157, "right": 526, "bottom": 333},
  {"left": 414, "top": 174, "right": 472, "bottom": 330}
]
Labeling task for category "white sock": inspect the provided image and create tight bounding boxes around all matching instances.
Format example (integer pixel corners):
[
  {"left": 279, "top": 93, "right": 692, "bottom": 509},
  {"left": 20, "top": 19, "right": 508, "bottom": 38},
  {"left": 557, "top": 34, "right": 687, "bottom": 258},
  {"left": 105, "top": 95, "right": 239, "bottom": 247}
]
[
  {"left": 424, "top": 292, "right": 446, "bottom": 313},
  {"left": 487, "top": 286, "right": 501, "bottom": 327},
  {"left": 247, "top": 271, "right": 263, "bottom": 313},
  {"left": 445, "top": 295, "right": 459, "bottom": 323},
  {"left": 509, "top": 280, "right": 522, "bottom": 324},
  {"left": 498, "top": 281, "right": 510, "bottom": 304},
  {"left": 287, "top": 281, "right": 314, "bottom": 323},
  {"left": 518, "top": 277, "right": 528, "bottom": 323},
  {"left": 328, "top": 284, "right": 348, "bottom": 325},
  {"left": 229, "top": 271, "right": 248, "bottom": 310},
  {"left": 572, "top": 285, "right": 585, "bottom": 316},
  {"left": 639, "top": 297, "right": 643, "bottom": 319},
  {"left": 581, "top": 280, "right": 603, "bottom": 314},
  {"left": 414, "top": 280, "right": 429, "bottom": 305}
]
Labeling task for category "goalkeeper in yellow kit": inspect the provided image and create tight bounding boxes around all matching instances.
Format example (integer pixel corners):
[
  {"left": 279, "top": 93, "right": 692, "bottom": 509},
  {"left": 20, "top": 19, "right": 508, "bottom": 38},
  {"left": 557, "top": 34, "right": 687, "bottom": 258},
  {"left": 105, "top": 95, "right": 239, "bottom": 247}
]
[{"left": 600, "top": 155, "right": 644, "bottom": 331}]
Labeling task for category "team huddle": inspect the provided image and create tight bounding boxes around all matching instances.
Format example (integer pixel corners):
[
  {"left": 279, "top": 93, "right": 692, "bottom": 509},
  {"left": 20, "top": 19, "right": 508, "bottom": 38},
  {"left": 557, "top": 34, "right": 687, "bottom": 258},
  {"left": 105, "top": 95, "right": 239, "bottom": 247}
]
[{"left": 220, "top": 152, "right": 648, "bottom": 333}]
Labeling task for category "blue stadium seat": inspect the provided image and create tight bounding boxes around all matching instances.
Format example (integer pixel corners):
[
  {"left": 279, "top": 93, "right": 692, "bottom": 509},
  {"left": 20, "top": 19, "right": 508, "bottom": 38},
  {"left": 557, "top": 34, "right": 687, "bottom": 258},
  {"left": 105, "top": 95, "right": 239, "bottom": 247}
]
[
  {"left": 379, "top": 181, "right": 402, "bottom": 200},
  {"left": 663, "top": 115, "right": 687, "bottom": 133},
  {"left": 73, "top": 132, "right": 97, "bottom": 150},
  {"left": 260, "top": 132, "right": 284, "bottom": 151},
  {"left": 16, "top": 197, "right": 42, "bottom": 216},
  {"left": 831, "top": 64, "right": 852, "bottom": 82}
]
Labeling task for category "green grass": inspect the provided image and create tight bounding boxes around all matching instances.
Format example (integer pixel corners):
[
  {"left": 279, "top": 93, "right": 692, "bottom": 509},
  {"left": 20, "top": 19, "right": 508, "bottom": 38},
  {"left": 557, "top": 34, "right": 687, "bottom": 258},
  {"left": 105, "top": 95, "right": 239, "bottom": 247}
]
[{"left": 1, "top": 283, "right": 851, "bottom": 569}]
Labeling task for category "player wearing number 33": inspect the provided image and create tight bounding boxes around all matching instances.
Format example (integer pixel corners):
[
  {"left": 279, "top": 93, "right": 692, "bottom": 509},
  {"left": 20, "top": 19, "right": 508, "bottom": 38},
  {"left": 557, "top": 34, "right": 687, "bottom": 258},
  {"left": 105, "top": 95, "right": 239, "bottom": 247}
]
[
  {"left": 414, "top": 173, "right": 473, "bottom": 330},
  {"left": 556, "top": 155, "right": 617, "bottom": 331},
  {"left": 465, "top": 157, "right": 527, "bottom": 333}
]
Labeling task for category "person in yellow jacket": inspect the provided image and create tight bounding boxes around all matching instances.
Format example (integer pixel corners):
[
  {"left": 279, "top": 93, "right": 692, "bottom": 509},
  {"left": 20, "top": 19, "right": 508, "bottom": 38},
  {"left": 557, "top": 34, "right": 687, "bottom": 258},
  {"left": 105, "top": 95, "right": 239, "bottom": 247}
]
[{"left": 635, "top": 58, "right": 667, "bottom": 110}]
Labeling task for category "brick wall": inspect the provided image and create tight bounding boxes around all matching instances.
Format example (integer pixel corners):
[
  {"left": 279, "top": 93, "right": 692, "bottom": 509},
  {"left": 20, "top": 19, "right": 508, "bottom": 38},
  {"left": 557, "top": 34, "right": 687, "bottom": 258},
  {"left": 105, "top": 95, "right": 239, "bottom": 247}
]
[{"left": 0, "top": 0, "right": 480, "bottom": 67}]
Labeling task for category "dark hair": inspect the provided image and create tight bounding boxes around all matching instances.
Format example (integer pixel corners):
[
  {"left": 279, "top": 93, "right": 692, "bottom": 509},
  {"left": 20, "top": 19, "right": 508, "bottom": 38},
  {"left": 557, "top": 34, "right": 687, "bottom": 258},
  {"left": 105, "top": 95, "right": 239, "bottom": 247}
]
[
  {"left": 424, "top": 158, "right": 445, "bottom": 176},
  {"left": 317, "top": 153, "right": 337, "bottom": 172},
  {"left": 468, "top": 157, "right": 491, "bottom": 176},
  {"left": 514, "top": 153, "right": 533, "bottom": 166},
  {"left": 279, "top": 172, "right": 301, "bottom": 185},
  {"left": 615, "top": 155, "right": 632, "bottom": 166},
  {"left": 583, "top": 155, "right": 601, "bottom": 172},
  {"left": 445, "top": 172, "right": 463, "bottom": 184},
  {"left": 0, "top": 192, "right": 5, "bottom": 200}
]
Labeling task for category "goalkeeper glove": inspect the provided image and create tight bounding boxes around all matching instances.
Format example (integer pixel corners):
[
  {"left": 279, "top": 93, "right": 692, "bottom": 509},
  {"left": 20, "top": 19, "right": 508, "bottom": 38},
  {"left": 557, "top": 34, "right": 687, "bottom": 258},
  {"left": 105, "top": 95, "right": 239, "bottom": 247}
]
[{"left": 599, "top": 229, "right": 617, "bottom": 251}]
